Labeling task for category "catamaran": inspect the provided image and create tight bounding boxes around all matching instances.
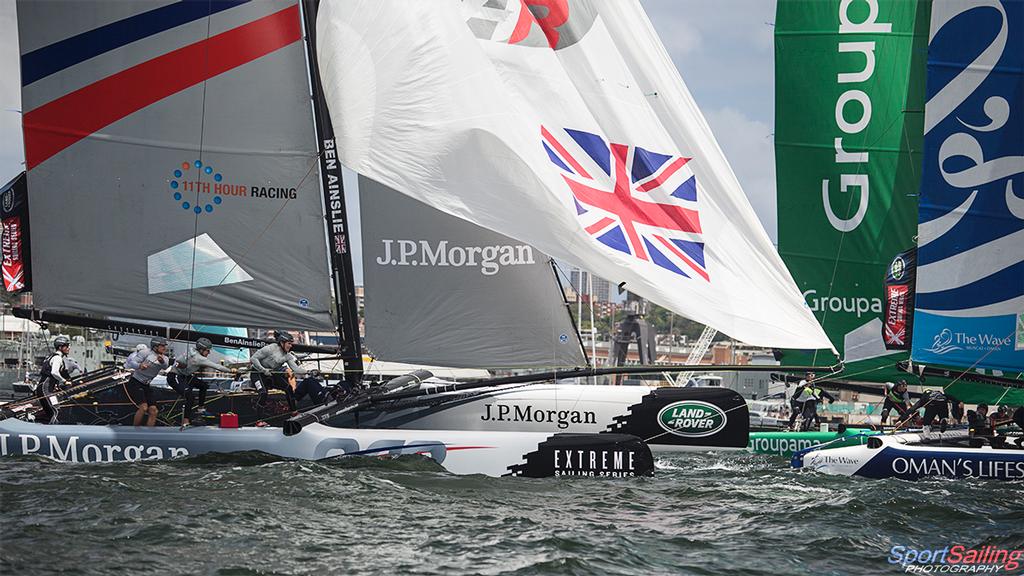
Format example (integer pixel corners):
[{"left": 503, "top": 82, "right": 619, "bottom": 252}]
[
  {"left": 794, "top": 0, "right": 1024, "bottom": 480},
  {"left": 1, "top": 0, "right": 845, "bottom": 472}
]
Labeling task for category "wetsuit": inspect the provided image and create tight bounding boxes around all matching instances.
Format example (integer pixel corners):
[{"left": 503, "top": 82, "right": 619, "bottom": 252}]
[
  {"left": 250, "top": 343, "right": 305, "bottom": 414},
  {"left": 168, "top": 351, "right": 224, "bottom": 420},
  {"left": 880, "top": 383, "right": 910, "bottom": 424},
  {"left": 127, "top": 351, "right": 171, "bottom": 407},
  {"left": 36, "top": 352, "right": 70, "bottom": 424},
  {"left": 798, "top": 385, "right": 836, "bottom": 431}
]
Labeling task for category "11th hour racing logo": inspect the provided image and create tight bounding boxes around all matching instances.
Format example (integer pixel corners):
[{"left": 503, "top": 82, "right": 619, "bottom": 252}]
[{"left": 166, "top": 160, "right": 297, "bottom": 215}]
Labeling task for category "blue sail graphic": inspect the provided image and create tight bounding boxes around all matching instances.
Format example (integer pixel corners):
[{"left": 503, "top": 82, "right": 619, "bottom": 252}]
[{"left": 911, "top": 0, "right": 1024, "bottom": 372}]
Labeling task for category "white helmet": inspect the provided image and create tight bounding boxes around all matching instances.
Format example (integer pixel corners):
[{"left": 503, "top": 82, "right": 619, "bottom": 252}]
[{"left": 135, "top": 344, "right": 149, "bottom": 353}]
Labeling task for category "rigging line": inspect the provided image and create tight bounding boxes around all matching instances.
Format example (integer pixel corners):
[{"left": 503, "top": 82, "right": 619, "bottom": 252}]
[
  {"left": 826, "top": 363, "right": 890, "bottom": 382},
  {"left": 178, "top": 0, "right": 216, "bottom": 345},
  {"left": 812, "top": 98, "right": 909, "bottom": 366},
  {"left": 891, "top": 333, "right": 1009, "bottom": 434},
  {"left": 550, "top": 259, "right": 590, "bottom": 369},
  {"left": 811, "top": 41, "right": 917, "bottom": 366},
  {"left": 195, "top": 153, "right": 320, "bottom": 296},
  {"left": 166, "top": 150, "right": 321, "bottom": 341},
  {"left": 552, "top": 260, "right": 601, "bottom": 350}
]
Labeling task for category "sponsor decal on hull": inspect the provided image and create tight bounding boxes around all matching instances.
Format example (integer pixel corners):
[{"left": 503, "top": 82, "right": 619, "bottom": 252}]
[
  {"left": 656, "top": 400, "right": 727, "bottom": 438},
  {"left": 553, "top": 448, "right": 638, "bottom": 478},
  {"left": 889, "top": 456, "right": 1024, "bottom": 480},
  {"left": 858, "top": 447, "right": 1024, "bottom": 481},
  {"left": 505, "top": 433, "right": 654, "bottom": 478},
  {"left": 0, "top": 432, "right": 189, "bottom": 462},
  {"left": 480, "top": 403, "right": 597, "bottom": 429},
  {"left": 747, "top": 436, "right": 822, "bottom": 457}
]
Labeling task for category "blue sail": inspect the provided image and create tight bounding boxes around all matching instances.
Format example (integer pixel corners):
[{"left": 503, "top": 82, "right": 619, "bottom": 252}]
[{"left": 912, "top": 0, "right": 1024, "bottom": 372}]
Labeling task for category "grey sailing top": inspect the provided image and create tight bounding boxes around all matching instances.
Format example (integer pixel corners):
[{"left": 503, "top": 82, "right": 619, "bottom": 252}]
[
  {"left": 130, "top": 352, "right": 171, "bottom": 384},
  {"left": 250, "top": 343, "right": 304, "bottom": 376},
  {"left": 63, "top": 356, "right": 83, "bottom": 376},
  {"left": 125, "top": 349, "right": 148, "bottom": 370},
  {"left": 173, "top": 351, "right": 226, "bottom": 377}
]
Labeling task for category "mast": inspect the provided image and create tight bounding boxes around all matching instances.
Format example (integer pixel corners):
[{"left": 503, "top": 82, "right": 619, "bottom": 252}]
[{"left": 299, "top": 0, "right": 363, "bottom": 387}]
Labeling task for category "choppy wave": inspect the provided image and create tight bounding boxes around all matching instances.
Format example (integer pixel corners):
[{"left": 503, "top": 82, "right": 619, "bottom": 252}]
[{"left": 1, "top": 451, "right": 1021, "bottom": 575}]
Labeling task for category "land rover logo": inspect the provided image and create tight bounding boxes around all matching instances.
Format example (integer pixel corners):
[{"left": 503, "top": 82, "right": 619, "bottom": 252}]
[
  {"left": 657, "top": 401, "right": 727, "bottom": 437},
  {"left": 1, "top": 189, "right": 12, "bottom": 213},
  {"left": 890, "top": 256, "right": 906, "bottom": 281}
]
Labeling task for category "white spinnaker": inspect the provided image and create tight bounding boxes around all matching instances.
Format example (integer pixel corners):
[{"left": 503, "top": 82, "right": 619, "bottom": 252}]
[{"left": 317, "top": 1, "right": 833, "bottom": 351}]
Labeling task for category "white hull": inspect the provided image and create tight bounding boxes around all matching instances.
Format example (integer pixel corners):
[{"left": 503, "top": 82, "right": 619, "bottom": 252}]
[
  {"left": 334, "top": 384, "right": 750, "bottom": 452},
  {"left": 795, "top": 431, "right": 1024, "bottom": 481},
  {"left": 0, "top": 418, "right": 653, "bottom": 478}
]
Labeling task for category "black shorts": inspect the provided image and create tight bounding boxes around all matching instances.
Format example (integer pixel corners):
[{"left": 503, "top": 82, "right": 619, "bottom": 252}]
[
  {"left": 882, "top": 398, "right": 907, "bottom": 415},
  {"left": 127, "top": 377, "right": 155, "bottom": 406},
  {"left": 922, "top": 402, "right": 949, "bottom": 425}
]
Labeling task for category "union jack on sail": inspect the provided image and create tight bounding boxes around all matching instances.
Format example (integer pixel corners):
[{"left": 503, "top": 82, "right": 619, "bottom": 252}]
[{"left": 542, "top": 126, "right": 709, "bottom": 281}]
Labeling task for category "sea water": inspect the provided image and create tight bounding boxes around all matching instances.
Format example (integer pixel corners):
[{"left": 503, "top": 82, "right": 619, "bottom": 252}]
[{"left": 1, "top": 451, "right": 1020, "bottom": 575}]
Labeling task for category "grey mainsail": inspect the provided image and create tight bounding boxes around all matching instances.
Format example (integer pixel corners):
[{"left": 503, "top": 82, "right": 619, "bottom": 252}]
[
  {"left": 17, "top": 0, "right": 335, "bottom": 331},
  {"left": 360, "top": 176, "right": 586, "bottom": 369}
]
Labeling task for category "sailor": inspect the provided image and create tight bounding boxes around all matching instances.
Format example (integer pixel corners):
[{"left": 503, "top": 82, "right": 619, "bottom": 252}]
[
  {"left": 880, "top": 380, "right": 911, "bottom": 425},
  {"left": 250, "top": 330, "right": 305, "bottom": 418},
  {"left": 906, "top": 387, "right": 961, "bottom": 430},
  {"left": 797, "top": 380, "right": 836, "bottom": 431},
  {"left": 63, "top": 356, "right": 84, "bottom": 377},
  {"left": 995, "top": 404, "right": 1012, "bottom": 424},
  {"left": 787, "top": 372, "right": 813, "bottom": 430},
  {"left": 35, "top": 335, "right": 74, "bottom": 424},
  {"left": 125, "top": 343, "right": 149, "bottom": 370},
  {"left": 168, "top": 338, "right": 231, "bottom": 426},
  {"left": 292, "top": 369, "right": 330, "bottom": 404},
  {"left": 128, "top": 337, "right": 172, "bottom": 427},
  {"left": 966, "top": 403, "right": 996, "bottom": 446}
]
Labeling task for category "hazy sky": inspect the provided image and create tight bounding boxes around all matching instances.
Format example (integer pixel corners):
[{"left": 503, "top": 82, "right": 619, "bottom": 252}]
[{"left": 0, "top": 0, "right": 778, "bottom": 284}]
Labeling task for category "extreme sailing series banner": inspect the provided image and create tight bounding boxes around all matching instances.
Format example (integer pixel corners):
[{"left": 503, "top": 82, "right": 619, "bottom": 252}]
[{"left": 775, "top": 0, "right": 930, "bottom": 379}]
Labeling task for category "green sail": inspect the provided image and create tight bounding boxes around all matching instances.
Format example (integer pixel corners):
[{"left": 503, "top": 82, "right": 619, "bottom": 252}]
[{"left": 774, "top": 0, "right": 930, "bottom": 383}]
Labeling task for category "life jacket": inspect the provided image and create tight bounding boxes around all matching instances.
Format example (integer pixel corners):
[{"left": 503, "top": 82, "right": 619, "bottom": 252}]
[
  {"left": 39, "top": 352, "right": 70, "bottom": 383},
  {"left": 926, "top": 389, "right": 947, "bottom": 403},
  {"left": 886, "top": 385, "right": 904, "bottom": 404},
  {"left": 796, "top": 385, "right": 821, "bottom": 403}
]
